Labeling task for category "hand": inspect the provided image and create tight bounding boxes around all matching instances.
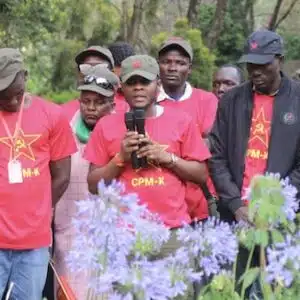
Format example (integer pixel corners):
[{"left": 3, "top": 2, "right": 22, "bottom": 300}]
[
  {"left": 137, "top": 136, "right": 172, "bottom": 165},
  {"left": 234, "top": 206, "right": 249, "bottom": 223},
  {"left": 120, "top": 131, "right": 143, "bottom": 162}
]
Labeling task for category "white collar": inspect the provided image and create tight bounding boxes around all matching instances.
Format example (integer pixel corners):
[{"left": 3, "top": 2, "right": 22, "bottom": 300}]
[{"left": 157, "top": 82, "right": 193, "bottom": 102}]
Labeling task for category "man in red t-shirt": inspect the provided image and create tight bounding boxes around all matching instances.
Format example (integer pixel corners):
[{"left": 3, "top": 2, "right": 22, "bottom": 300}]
[
  {"left": 0, "top": 49, "right": 77, "bottom": 300},
  {"left": 84, "top": 54, "right": 211, "bottom": 230},
  {"left": 157, "top": 37, "right": 218, "bottom": 220}
]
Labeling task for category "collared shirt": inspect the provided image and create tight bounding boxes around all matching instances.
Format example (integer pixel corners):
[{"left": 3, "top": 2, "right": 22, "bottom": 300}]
[{"left": 157, "top": 82, "right": 193, "bottom": 102}]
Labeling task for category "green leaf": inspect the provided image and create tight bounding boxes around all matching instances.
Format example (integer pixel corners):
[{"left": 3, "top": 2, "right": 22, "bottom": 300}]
[
  {"left": 270, "top": 230, "right": 284, "bottom": 244},
  {"left": 238, "top": 267, "right": 260, "bottom": 290},
  {"left": 254, "top": 229, "right": 269, "bottom": 247}
]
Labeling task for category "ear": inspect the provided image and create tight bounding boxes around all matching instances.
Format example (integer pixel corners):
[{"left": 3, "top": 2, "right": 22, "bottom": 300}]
[
  {"left": 187, "top": 61, "right": 192, "bottom": 76},
  {"left": 278, "top": 56, "right": 284, "bottom": 69},
  {"left": 24, "top": 70, "right": 28, "bottom": 82}
]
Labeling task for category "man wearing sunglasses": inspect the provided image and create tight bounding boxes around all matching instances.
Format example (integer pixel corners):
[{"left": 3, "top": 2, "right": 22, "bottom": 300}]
[
  {"left": 84, "top": 55, "right": 211, "bottom": 299},
  {"left": 54, "top": 66, "right": 117, "bottom": 299}
]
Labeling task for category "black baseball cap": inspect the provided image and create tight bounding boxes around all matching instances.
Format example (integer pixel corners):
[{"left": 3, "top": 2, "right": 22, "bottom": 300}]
[{"left": 238, "top": 30, "right": 284, "bottom": 65}]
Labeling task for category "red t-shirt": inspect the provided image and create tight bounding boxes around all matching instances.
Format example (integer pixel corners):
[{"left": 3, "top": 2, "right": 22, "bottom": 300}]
[
  {"left": 62, "top": 94, "right": 129, "bottom": 122},
  {"left": 158, "top": 87, "right": 218, "bottom": 219},
  {"left": 242, "top": 93, "right": 274, "bottom": 197},
  {"left": 84, "top": 107, "right": 211, "bottom": 228},
  {"left": 0, "top": 96, "right": 77, "bottom": 249}
]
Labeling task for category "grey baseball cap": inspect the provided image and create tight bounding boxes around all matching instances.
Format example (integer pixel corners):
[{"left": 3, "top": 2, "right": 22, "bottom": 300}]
[
  {"left": 0, "top": 48, "right": 24, "bottom": 91},
  {"left": 78, "top": 66, "right": 119, "bottom": 97},
  {"left": 75, "top": 46, "right": 115, "bottom": 68}
]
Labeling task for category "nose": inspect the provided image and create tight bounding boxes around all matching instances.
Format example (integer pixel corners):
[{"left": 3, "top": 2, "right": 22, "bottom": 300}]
[
  {"left": 133, "top": 82, "right": 144, "bottom": 90},
  {"left": 86, "top": 101, "right": 96, "bottom": 111},
  {"left": 167, "top": 62, "right": 177, "bottom": 72}
]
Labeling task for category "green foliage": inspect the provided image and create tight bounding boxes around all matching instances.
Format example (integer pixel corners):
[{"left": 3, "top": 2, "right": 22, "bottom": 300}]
[
  {"left": 281, "top": 34, "right": 300, "bottom": 60},
  {"left": 43, "top": 90, "right": 80, "bottom": 104},
  {"left": 197, "top": 1, "right": 248, "bottom": 65},
  {"left": 151, "top": 18, "right": 215, "bottom": 90}
]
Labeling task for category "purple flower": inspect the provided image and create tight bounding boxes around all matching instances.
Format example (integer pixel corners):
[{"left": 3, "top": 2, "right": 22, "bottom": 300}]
[
  {"left": 266, "top": 232, "right": 300, "bottom": 287},
  {"left": 66, "top": 180, "right": 174, "bottom": 297},
  {"left": 280, "top": 177, "right": 299, "bottom": 221},
  {"left": 177, "top": 218, "right": 238, "bottom": 277}
]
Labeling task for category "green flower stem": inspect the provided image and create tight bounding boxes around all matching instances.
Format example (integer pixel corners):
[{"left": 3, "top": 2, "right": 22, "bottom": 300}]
[
  {"left": 240, "top": 245, "right": 255, "bottom": 300},
  {"left": 259, "top": 246, "right": 273, "bottom": 300},
  {"left": 232, "top": 258, "right": 237, "bottom": 295}
]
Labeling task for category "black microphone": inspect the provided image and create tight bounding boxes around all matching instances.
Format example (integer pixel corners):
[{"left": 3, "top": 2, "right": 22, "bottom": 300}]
[
  {"left": 134, "top": 109, "right": 148, "bottom": 168},
  {"left": 125, "top": 111, "right": 140, "bottom": 169}
]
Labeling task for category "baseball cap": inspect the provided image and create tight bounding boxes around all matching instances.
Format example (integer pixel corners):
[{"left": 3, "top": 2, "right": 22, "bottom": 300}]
[
  {"left": 77, "top": 66, "right": 119, "bottom": 97},
  {"left": 75, "top": 46, "right": 114, "bottom": 68},
  {"left": 158, "top": 37, "right": 193, "bottom": 60},
  {"left": 0, "top": 48, "right": 24, "bottom": 91},
  {"left": 120, "top": 55, "right": 159, "bottom": 83},
  {"left": 238, "top": 30, "right": 284, "bottom": 65}
]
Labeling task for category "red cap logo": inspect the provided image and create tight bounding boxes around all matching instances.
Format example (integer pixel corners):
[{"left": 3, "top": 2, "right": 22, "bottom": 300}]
[
  {"left": 250, "top": 41, "right": 258, "bottom": 50},
  {"left": 132, "top": 60, "right": 142, "bottom": 68}
]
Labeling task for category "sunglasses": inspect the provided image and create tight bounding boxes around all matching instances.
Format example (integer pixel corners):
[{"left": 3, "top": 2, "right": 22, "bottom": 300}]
[
  {"left": 79, "top": 63, "right": 110, "bottom": 75},
  {"left": 84, "top": 75, "right": 114, "bottom": 90}
]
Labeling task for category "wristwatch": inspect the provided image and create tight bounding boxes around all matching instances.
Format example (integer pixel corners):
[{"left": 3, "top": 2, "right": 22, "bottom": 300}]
[{"left": 112, "top": 153, "right": 125, "bottom": 167}]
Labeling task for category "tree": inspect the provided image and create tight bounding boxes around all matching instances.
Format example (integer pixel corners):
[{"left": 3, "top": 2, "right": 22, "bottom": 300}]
[
  {"left": 267, "top": 0, "right": 299, "bottom": 31},
  {"left": 151, "top": 18, "right": 215, "bottom": 90},
  {"left": 205, "top": 0, "right": 229, "bottom": 50}
]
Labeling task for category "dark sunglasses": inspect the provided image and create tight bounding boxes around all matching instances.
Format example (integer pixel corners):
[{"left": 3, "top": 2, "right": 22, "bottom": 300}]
[{"left": 84, "top": 75, "right": 114, "bottom": 90}]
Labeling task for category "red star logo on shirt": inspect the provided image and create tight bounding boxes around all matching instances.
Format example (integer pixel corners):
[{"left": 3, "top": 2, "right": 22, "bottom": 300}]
[
  {"left": 248, "top": 108, "right": 271, "bottom": 147},
  {"left": 0, "top": 128, "right": 41, "bottom": 161}
]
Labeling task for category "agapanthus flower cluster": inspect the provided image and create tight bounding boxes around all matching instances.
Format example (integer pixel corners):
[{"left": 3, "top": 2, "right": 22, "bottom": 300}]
[
  {"left": 110, "top": 248, "right": 200, "bottom": 300},
  {"left": 266, "top": 232, "right": 300, "bottom": 287},
  {"left": 66, "top": 180, "right": 188, "bottom": 297},
  {"left": 177, "top": 218, "right": 238, "bottom": 277}
]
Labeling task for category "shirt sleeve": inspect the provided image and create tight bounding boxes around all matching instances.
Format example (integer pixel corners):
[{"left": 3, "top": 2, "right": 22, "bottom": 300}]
[
  {"left": 49, "top": 109, "right": 77, "bottom": 161},
  {"left": 181, "top": 116, "right": 211, "bottom": 162},
  {"left": 200, "top": 92, "right": 218, "bottom": 135},
  {"left": 83, "top": 121, "right": 110, "bottom": 166}
]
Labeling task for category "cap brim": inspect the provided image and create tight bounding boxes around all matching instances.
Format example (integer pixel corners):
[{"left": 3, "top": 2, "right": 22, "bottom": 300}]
[
  {"left": 121, "top": 70, "right": 157, "bottom": 83},
  {"left": 77, "top": 84, "right": 114, "bottom": 97},
  {"left": 0, "top": 72, "right": 18, "bottom": 91},
  {"left": 238, "top": 54, "right": 275, "bottom": 65}
]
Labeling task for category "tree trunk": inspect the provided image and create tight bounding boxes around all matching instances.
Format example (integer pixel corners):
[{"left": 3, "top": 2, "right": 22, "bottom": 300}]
[
  {"left": 206, "top": 0, "right": 228, "bottom": 50},
  {"left": 267, "top": 0, "right": 284, "bottom": 30},
  {"left": 118, "top": 0, "right": 129, "bottom": 41},
  {"left": 186, "top": 0, "right": 202, "bottom": 28},
  {"left": 273, "top": 0, "right": 299, "bottom": 30},
  {"left": 127, "top": 0, "right": 147, "bottom": 46}
]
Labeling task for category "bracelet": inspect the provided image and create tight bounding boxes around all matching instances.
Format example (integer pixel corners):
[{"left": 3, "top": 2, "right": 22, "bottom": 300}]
[
  {"left": 112, "top": 153, "right": 125, "bottom": 167},
  {"left": 166, "top": 153, "right": 179, "bottom": 168}
]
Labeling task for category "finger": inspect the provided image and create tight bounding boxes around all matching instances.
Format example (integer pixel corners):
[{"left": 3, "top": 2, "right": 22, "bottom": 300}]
[
  {"left": 137, "top": 145, "right": 153, "bottom": 155},
  {"left": 124, "top": 139, "right": 140, "bottom": 147},
  {"left": 125, "top": 131, "right": 138, "bottom": 137},
  {"left": 126, "top": 146, "right": 140, "bottom": 153},
  {"left": 139, "top": 137, "right": 153, "bottom": 145}
]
